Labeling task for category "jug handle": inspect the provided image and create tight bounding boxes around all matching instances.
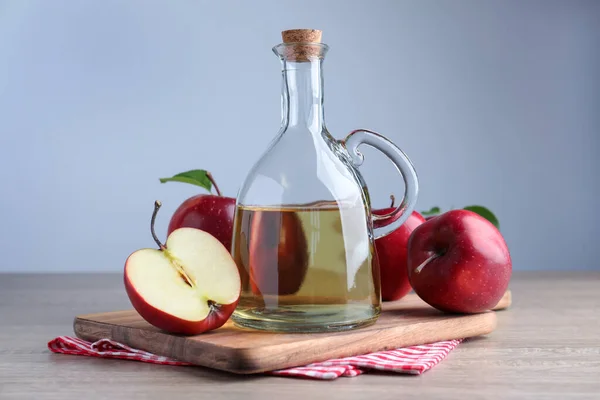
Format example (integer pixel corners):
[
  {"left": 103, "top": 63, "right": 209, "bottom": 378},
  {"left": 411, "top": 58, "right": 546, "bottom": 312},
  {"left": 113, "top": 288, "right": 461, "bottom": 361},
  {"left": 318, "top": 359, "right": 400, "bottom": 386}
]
[{"left": 342, "top": 129, "right": 419, "bottom": 240}]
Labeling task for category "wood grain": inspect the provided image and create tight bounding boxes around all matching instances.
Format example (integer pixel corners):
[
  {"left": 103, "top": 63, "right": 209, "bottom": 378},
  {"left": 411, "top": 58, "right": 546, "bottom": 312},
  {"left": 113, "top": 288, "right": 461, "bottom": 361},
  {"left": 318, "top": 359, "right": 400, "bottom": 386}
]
[
  {"left": 1, "top": 272, "right": 599, "bottom": 400},
  {"left": 380, "top": 289, "right": 512, "bottom": 312},
  {"left": 73, "top": 292, "right": 503, "bottom": 373}
]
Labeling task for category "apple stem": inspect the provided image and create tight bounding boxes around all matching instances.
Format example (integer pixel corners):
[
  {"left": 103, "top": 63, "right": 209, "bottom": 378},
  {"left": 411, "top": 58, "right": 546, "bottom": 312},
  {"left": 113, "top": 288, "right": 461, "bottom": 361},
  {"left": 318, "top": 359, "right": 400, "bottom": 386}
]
[
  {"left": 414, "top": 253, "right": 439, "bottom": 274},
  {"left": 151, "top": 201, "right": 167, "bottom": 251},
  {"left": 206, "top": 172, "right": 222, "bottom": 197},
  {"left": 389, "top": 194, "right": 396, "bottom": 208}
]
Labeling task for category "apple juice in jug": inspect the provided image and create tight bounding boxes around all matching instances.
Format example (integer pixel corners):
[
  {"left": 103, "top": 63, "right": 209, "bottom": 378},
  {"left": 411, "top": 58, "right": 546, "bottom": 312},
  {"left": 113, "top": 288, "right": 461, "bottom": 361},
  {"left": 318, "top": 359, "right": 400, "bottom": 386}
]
[
  {"left": 232, "top": 201, "right": 380, "bottom": 331},
  {"left": 230, "top": 29, "right": 419, "bottom": 332}
]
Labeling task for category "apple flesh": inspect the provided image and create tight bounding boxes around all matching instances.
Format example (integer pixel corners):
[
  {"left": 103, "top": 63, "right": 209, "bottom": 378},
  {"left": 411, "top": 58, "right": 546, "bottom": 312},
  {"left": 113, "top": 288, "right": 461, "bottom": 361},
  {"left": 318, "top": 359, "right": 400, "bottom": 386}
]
[
  {"left": 373, "top": 208, "right": 425, "bottom": 301},
  {"left": 125, "top": 202, "right": 241, "bottom": 335},
  {"left": 168, "top": 194, "right": 236, "bottom": 252},
  {"left": 407, "top": 209, "right": 511, "bottom": 314}
]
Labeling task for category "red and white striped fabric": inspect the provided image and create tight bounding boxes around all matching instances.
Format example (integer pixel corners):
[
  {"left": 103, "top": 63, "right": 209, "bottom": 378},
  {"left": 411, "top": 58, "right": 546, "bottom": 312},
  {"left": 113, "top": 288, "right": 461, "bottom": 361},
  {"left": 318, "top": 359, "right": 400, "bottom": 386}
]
[
  {"left": 48, "top": 336, "right": 462, "bottom": 380},
  {"left": 48, "top": 336, "right": 192, "bottom": 366}
]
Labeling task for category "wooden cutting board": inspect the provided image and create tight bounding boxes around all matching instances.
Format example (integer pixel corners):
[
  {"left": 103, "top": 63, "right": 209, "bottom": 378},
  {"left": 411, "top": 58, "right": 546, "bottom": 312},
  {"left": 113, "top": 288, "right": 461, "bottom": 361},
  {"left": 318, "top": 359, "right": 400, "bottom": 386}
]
[{"left": 73, "top": 290, "right": 511, "bottom": 374}]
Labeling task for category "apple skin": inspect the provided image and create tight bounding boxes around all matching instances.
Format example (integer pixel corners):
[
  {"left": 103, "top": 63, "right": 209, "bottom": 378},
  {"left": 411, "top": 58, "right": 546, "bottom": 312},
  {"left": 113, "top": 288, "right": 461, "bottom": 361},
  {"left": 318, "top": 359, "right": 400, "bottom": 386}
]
[
  {"left": 373, "top": 209, "right": 426, "bottom": 301},
  {"left": 124, "top": 267, "right": 239, "bottom": 335},
  {"left": 167, "top": 195, "right": 236, "bottom": 252},
  {"left": 407, "top": 209, "right": 511, "bottom": 314}
]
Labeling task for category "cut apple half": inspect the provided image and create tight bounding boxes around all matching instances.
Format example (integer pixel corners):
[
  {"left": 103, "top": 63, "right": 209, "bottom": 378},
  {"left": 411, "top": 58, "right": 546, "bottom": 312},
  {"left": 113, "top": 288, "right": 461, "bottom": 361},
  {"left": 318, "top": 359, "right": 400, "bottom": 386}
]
[{"left": 124, "top": 202, "right": 241, "bottom": 335}]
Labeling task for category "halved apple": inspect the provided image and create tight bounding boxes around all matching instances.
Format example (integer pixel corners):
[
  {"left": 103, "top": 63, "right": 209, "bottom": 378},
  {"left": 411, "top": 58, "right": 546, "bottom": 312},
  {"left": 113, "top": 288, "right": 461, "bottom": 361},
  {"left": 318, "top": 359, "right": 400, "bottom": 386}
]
[{"left": 124, "top": 201, "right": 241, "bottom": 335}]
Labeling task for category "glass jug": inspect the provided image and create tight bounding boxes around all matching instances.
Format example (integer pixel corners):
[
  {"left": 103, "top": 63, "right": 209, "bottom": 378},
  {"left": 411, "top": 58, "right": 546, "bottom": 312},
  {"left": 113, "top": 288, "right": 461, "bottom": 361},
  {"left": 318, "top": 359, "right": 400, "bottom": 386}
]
[{"left": 231, "top": 29, "right": 418, "bottom": 332}]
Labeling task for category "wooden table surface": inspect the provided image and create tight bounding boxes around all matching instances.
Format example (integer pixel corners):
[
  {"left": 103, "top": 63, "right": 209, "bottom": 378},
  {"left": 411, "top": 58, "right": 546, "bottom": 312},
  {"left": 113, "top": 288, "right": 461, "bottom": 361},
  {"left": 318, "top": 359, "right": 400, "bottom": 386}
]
[{"left": 1, "top": 271, "right": 599, "bottom": 399}]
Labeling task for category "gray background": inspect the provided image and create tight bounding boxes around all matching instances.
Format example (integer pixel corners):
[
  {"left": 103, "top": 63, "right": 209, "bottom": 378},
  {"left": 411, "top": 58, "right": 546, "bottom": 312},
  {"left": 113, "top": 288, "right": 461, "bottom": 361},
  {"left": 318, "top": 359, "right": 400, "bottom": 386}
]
[{"left": 0, "top": 0, "right": 598, "bottom": 272}]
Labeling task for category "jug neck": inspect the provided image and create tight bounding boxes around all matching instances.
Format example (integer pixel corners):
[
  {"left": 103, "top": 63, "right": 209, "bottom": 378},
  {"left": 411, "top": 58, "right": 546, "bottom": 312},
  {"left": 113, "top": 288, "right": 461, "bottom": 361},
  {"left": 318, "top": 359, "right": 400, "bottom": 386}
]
[{"left": 280, "top": 59, "right": 326, "bottom": 132}]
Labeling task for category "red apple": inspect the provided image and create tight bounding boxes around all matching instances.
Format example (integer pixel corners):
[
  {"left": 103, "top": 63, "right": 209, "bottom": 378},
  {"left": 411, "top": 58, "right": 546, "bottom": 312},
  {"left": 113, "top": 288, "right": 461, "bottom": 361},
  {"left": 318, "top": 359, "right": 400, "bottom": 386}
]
[
  {"left": 124, "top": 201, "right": 241, "bottom": 335},
  {"left": 407, "top": 209, "right": 511, "bottom": 314},
  {"left": 161, "top": 171, "right": 236, "bottom": 252},
  {"left": 167, "top": 195, "right": 235, "bottom": 251},
  {"left": 373, "top": 198, "right": 425, "bottom": 301},
  {"left": 248, "top": 209, "right": 308, "bottom": 295}
]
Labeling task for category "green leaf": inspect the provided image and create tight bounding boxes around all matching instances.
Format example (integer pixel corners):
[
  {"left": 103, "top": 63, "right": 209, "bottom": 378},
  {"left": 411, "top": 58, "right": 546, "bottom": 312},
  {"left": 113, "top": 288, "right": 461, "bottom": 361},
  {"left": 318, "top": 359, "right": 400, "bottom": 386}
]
[
  {"left": 463, "top": 205, "right": 500, "bottom": 229},
  {"left": 421, "top": 206, "right": 441, "bottom": 216},
  {"left": 159, "top": 169, "right": 212, "bottom": 192}
]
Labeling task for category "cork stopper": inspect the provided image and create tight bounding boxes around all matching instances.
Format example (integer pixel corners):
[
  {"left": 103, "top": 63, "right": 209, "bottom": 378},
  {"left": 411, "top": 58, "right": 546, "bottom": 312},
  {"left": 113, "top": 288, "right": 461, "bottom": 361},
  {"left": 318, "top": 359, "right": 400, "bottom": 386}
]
[
  {"left": 280, "top": 29, "right": 324, "bottom": 62},
  {"left": 282, "top": 29, "right": 322, "bottom": 44}
]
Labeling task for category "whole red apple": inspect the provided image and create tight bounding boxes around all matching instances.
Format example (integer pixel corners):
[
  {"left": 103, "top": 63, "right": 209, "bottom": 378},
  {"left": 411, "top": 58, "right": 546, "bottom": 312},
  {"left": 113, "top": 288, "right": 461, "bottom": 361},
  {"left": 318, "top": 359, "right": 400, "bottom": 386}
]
[
  {"left": 248, "top": 209, "right": 308, "bottom": 295},
  {"left": 167, "top": 195, "right": 235, "bottom": 251},
  {"left": 373, "top": 199, "right": 425, "bottom": 301},
  {"left": 161, "top": 170, "right": 236, "bottom": 252},
  {"left": 407, "top": 209, "right": 511, "bottom": 314}
]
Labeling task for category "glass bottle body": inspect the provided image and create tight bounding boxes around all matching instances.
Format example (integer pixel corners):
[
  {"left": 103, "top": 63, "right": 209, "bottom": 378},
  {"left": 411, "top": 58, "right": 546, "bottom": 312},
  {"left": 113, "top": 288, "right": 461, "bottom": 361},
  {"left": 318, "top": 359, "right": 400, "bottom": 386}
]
[{"left": 231, "top": 42, "right": 417, "bottom": 332}]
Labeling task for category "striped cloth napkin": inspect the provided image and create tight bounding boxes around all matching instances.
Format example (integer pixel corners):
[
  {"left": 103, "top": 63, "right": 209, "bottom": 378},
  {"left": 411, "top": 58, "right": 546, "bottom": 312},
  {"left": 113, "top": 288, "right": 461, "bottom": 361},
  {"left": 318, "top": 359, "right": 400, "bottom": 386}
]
[{"left": 48, "top": 336, "right": 461, "bottom": 380}]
